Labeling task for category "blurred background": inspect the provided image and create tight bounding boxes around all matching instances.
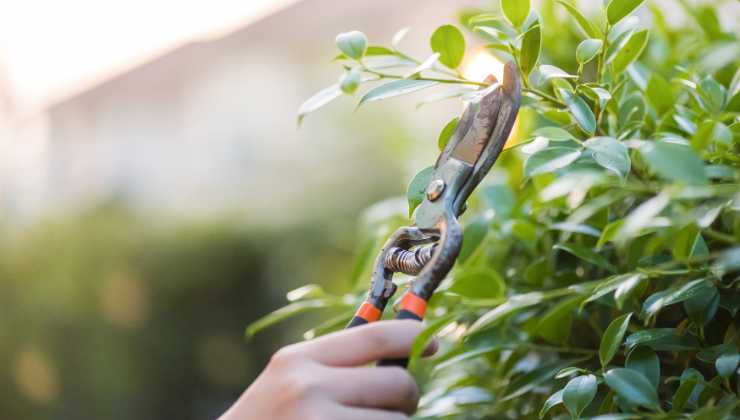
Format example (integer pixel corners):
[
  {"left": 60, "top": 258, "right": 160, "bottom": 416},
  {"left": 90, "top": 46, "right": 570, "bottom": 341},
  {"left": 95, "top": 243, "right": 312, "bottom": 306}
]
[{"left": 0, "top": 0, "right": 737, "bottom": 419}]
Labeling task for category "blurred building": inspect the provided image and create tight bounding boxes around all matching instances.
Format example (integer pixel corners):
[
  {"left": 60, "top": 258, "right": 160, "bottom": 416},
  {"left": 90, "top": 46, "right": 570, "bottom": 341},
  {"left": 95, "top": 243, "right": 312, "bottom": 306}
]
[{"left": 1, "top": 0, "right": 478, "bottom": 223}]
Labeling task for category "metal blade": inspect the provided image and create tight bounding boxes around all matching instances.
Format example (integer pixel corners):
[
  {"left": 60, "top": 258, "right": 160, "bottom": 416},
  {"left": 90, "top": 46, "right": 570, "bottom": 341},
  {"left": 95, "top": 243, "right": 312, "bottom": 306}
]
[{"left": 449, "top": 82, "right": 502, "bottom": 164}]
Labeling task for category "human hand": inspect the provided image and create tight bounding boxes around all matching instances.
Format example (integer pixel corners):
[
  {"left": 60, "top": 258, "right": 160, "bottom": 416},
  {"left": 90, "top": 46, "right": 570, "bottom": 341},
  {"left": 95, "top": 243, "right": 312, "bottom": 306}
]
[{"left": 219, "top": 320, "right": 437, "bottom": 420}]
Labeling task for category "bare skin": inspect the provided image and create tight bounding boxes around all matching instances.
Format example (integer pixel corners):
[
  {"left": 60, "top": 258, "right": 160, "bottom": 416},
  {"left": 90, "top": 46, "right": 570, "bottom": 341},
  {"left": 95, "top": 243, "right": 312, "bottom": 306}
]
[{"left": 219, "top": 320, "right": 436, "bottom": 420}]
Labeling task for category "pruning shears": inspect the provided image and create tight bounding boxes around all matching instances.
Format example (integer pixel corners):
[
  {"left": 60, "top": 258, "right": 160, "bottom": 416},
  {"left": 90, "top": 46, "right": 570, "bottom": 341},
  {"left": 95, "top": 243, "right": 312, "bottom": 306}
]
[{"left": 346, "top": 62, "right": 522, "bottom": 368}]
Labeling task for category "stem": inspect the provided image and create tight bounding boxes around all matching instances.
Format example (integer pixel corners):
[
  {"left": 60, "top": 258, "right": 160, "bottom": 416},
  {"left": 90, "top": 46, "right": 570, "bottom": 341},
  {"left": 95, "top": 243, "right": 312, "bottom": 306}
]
[
  {"left": 704, "top": 228, "right": 736, "bottom": 245},
  {"left": 362, "top": 67, "right": 488, "bottom": 87},
  {"left": 596, "top": 23, "right": 610, "bottom": 83},
  {"left": 523, "top": 88, "right": 566, "bottom": 107},
  {"left": 517, "top": 342, "right": 599, "bottom": 356}
]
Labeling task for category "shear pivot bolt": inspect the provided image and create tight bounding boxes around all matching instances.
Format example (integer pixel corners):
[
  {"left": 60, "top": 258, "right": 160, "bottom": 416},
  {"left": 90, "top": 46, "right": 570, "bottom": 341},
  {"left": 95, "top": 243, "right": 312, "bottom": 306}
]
[{"left": 426, "top": 179, "right": 445, "bottom": 201}]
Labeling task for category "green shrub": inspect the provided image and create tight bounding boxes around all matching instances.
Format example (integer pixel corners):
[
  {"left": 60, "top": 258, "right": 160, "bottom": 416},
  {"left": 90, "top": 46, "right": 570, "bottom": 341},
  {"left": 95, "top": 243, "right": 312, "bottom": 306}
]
[{"left": 254, "top": 0, "right": 740, "bottom": 418}]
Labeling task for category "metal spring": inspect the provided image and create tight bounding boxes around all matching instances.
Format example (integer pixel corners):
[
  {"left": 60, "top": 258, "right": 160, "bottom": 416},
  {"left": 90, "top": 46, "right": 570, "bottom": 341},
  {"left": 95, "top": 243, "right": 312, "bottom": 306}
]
[{"left": 384, "top": 244, "right": 436, "bottom": 275}]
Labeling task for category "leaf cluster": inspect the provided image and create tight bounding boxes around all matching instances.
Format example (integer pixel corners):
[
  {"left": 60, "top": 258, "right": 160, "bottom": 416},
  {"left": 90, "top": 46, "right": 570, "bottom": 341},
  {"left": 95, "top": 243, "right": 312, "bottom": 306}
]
[{"left": 265, "top": 0, "right": 740, "bottom": 418}]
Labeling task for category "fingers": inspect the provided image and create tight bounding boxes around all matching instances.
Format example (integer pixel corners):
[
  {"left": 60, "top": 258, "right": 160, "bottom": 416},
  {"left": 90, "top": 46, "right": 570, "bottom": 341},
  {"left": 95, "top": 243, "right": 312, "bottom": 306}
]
[
  {"left": 296, "top": 320, "right": 429, "bottom": 367},
  {"left": 326, "top": 404, "right": 409, "bottom": 420},
  {"left": 324, "top": 366, "right": 419, "bottom": 415}
]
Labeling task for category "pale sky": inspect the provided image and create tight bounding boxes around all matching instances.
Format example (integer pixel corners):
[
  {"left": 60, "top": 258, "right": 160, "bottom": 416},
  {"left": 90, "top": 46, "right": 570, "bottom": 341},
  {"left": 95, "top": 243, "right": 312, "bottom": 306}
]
[{"left": 0, "top": 0, "right": 299, "bottom": 112}]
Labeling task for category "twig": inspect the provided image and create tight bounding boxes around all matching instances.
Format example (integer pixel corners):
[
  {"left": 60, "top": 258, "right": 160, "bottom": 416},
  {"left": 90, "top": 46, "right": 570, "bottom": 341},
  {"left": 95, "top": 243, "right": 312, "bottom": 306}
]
[{"left": 361, "top": 67, "right": 488, "bottom": 87}]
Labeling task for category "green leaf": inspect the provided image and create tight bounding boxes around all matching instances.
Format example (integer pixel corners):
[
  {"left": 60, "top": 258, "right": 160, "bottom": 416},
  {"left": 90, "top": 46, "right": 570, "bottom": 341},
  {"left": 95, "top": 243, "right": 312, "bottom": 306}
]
[
  {"left": 520, "top": 24, "right": 541, "bottom": 77},
  {"left": 511, "top": 219, "right": 538, "bottom": 243},
  {"left": 618, "top": 91, "right": 645, "bottom": 126},
  {"left": 408, "top": 313, "right": 456, "bottom": 371},
  {"left": 524, "top": 147, "right": 582, "bottom": 177},
  {"left": 556, "top": 367, "right": 590, "bottom": 379},
  {"left": 438, "top": 117, "right": 459, "bottom": 151},
  {"left": 672, "top": 224, "right": 701, "bottom": 261},
  {"left": 615, "top": 192, "right": 670, "bottom": 242},
  {"left": 715, "top": 351, "right": 739, "bottom": 378},
  {"left": 246, "top": 299, "right": 341, "bottom": 337},
  {"left": 335, "top": 30, "right": 368, "bottom": 59},
  {"left": 560, "top": 89, "right": 596, "bottom": 134},
  {"left": 610, "top": 15, "right": 640, "bottom": 42},
  {"left": 405, "top": 53, "right": 440, "bottom": 78},
  {"left": 297, "top": 84, "right": 342, "bottom": 125},
  {"left": 457, "top": 214, "right": 492, "bottom": 264},
  {"left": 502, "top": 360, "right": 572, "bottom": 401},
  {"left": 366, "top": 45, "right": 394, "bottom": 56},
  {"left": 609, "top": 29, "right": 649, "bottom": 75},
  {"left": 727, "top": 90, "right": 740, "bottom": 113},
  {"left": 433, "top": 346, "right": 500, "bottom": 372},
  {"left": 672, "top": 370, "right": 700, "bottom": 412},
  {"left": 604, "top": 368, "right": 660, "bottom": 410},
  {"left": 550, "top": 222, "right": 600, "bottom": 237},
  {"left": 349, "top": 237, "right": 378, "bottom": 286},
  {"left": 563, "top": 374, "right": 598, "bottom": 419},
  {"left": 696, "top": 344, "right": 735, "bottom": 364},
  {"left": 625, "top": 328, "right": 700, "bottom": 351},
  {"left": 555, "top": 243, "right": 616, "bottom": 272},
  {"left": 362, "top": 55, "right": 416, "bottom": 69},
  {"left": 392, "top": 27, "right": 410, "bottom": 49},
  {"left": 691, "top": 120, "right": 733, "bottom": 151},
  {"left": 359, "top": 79, "right": 439, "bottom": 106},
  {"left": 577, "top": 39, "right": 603, "bottom": 65},
  {"left": 406, "top": 166, "right": 434, "bottom": 218},
  {"left": 584, "top": 273, "right": 643, "bottom": 305},
  {"left": 538, "top": 64, "right": 578, "bottom": 81},
  {"left": 479, "top": 184, "right": 515, "bottom": 220},
  {"left": 584, "top": 137, "right": 630, "bottom": 178},
  {"left": 642, "top": 278, "right": 715, "bottom": 318},
  {"left": 539, "top": 389, "right": 564, "bottom": 419},
  {"left": 599, "top": 312, "right": 633, "bottom": 366},
  {"left": 645, "top": 74, "right": 674, "bottom": 113},
  {"left": 580, "top": 85, "right": 612, "bottom": 109},
  {"left": 555, "top": 0, "right": 601, "bottom": 38},
  {"left": 430, "top": 25, "right": 466, "bottom": 69},
  {"left": 450, "top": 267, "right": 505, "bottom": 299},
  {"left": 614, "top": 272, "right": 645, "bottom": 309},
  {"left": 716, "top": 247, "right": 740, "bottom": 272},
  {"left": 640, "top": 141, "right": 707, "bottom": 185},
  {"left": 537, "top": 295, "right": 583, "bottom": 344},
  {"left": 339, "top": 69, "right": 362, "bottom": 94},
  {"left": 607, "top": 0, "right": 646, "bottom": 24},
  {"left": 698, "top": 77, "right": 725, "bottom": 113},
  {"left": 533, "top": 126, "right": 577, "bottom": 141},
  {"left": 626, "top": 346, "right": 660, "bottom": 389},
  {"left": 683, "top": 284, "right": 719, "bottom": 326},
  {"left": 596, "top": 220, "right": 623, "bottom": 250},
  {"left": 303, "top": 310, "right": 353, "bottom": 339},
  {"left": 286, "top": 284, "right": 329, "bottom": 301},
  {"left": 467, "top": 291, "right": 550, "bottom": 334},
  {"left": 417, "top": 86, "right": 477, "bottom": 109},
  {"left": 501, "top": 0, "right": 530, "bottom": 28}
]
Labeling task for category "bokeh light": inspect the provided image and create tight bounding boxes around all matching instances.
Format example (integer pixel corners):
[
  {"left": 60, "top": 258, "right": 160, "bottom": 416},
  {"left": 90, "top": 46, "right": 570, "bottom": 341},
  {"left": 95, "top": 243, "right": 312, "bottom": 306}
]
[{"left": 13, "top": 348, "right": 60, "bottom": 404}]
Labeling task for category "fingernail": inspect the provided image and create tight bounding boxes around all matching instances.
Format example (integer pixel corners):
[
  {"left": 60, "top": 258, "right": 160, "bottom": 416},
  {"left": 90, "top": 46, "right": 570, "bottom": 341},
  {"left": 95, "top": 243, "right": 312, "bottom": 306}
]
[{"left": 422, "top": 337, "right": 439, "bottom": 356}]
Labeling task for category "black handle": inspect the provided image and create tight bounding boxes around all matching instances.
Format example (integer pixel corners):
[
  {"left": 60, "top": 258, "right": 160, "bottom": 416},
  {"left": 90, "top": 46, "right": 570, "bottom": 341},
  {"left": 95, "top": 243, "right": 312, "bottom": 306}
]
[
  {"left": 377, "top": 309, "right": 423, "bottom": 368},
  {"left": 346, "top": 315, "right": 370, "bottom": 328}
]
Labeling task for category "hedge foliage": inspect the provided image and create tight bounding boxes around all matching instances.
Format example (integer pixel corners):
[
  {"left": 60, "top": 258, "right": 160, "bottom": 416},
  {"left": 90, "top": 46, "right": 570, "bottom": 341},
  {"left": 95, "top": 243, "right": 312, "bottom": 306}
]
[{"left": 254, "top": 0, "right": 740, "bottom": 418}]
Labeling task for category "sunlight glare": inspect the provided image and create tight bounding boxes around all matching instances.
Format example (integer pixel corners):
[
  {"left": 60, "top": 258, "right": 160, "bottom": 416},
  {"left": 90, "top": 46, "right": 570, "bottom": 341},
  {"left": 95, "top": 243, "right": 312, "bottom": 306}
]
[{"left": 461, "top": 50, "right": 505, "bottom": 83}]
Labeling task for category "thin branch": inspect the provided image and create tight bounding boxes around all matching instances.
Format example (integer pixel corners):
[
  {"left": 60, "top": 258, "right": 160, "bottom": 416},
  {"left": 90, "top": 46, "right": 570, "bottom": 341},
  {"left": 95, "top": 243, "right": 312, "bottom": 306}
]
[
  {"left": 704, "top": 228, "right": 736, "bottom": 245},
  {"left": 361, "top": 67, "right": 489, "bottom": 87},
  {"left": 523, "top": 87, "right": 566, "bottom": 107}
]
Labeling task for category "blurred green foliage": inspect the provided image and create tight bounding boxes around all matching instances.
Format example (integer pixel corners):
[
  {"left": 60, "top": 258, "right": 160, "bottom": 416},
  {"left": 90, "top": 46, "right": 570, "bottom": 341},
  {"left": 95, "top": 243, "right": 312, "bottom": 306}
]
[
  {"left": 0, "top": 205, "right": 355, "bottom": 419},
  {"left": 274, "top": 0, "right": 740, "bottom": 418}
]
